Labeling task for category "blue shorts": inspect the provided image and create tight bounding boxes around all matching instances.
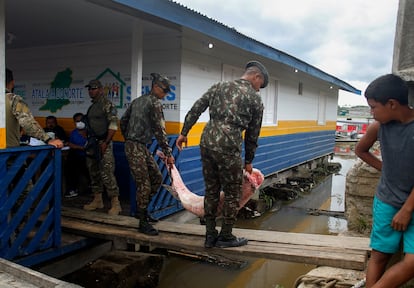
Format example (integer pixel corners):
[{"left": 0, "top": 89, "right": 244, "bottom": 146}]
[{"left": 371, "top": 196, "right": 414, "bottom": 254}]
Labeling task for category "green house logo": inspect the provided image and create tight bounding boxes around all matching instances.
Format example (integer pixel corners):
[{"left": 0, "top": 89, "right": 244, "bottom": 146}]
[{"left": 96, "top": 68, "right": 126, "bottom": 109}]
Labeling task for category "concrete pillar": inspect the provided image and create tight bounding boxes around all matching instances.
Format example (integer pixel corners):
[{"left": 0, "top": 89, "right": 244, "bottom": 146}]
[
  {"left": 345, "top": 159, "right": 380, "bottom": 235},
  {"left": 392, "top": 0, "right": 414, "bottom": 106}
]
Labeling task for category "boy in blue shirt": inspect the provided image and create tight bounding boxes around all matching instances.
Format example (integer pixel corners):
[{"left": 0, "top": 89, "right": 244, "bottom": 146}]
[{"left": 356, "top": 74, "right": 414, "bottom": 287}]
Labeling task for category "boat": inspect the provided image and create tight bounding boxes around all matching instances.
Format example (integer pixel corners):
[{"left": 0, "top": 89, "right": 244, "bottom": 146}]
[{"left": 335, "top": 118, "right": 372, "bottom": 142}]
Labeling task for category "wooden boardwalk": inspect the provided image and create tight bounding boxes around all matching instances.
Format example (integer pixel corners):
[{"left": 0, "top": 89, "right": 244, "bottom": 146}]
[
  {"left": 0, "top": 258, "right": 81, "bottom": 288},
  {"left": 61, "top": 207, "right": 370, "bottom": 271}
]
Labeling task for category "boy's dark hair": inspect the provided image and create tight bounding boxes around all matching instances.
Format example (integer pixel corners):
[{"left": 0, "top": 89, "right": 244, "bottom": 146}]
[
  {"left": 365, "top": 74, "right": 408, "bottom": 105},
  {"left": 6, "top": 68, "right": 13, "bottom": 84},
  {"left": 73, "top": 112, "right": 84, "bottom": 120},
  {"left": 46, "top": 115, "right": 57, "bottom": 122}
]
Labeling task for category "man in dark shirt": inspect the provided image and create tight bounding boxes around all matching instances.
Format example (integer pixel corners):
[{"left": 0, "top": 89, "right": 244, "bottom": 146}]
[{"left": 44, "top": 115, "right": 68, "bottom": 143}]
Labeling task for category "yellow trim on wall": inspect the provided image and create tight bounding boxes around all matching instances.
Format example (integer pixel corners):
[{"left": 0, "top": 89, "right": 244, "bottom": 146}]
[
  {"left": 170, "top": 120, "right": 337, "bottom": 147},
  {"left": 260, "top": 120, "right": 337, "bottom": 136},
  {"left": 169, "top": 122, "right": 206, "bottom": 147},
  {"left": 0, "top": 128, "right": 6, "bottom": 149},
  {"left": 165, "top": 122, "right": 182, "bottom": 135},
  {"left": 32, "top": 117, "right": 184, "bottom": 143},
  {"left": 27, "top": 118, "right": 336, "bottom": 145}
]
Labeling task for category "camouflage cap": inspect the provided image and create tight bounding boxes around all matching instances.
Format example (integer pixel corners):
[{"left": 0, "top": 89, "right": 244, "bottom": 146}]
[
  {"left": 246, "top": 60, "right": 269, "bottom": 88},
  {"left": 85, "top": 79, "right": 103, "bottom": 88},
  {"left": 151, "top": 73, "right": 171, "bottom": 92}
]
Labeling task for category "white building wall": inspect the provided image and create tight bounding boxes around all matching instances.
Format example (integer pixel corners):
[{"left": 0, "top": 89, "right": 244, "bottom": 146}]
[
  {"left": 142, "top": 35, "right": 181, "bottom": 122},
  {"left": 179, "top": 49, "right": 222, "bottom": 123},
  {"left": 277, "top": 79, "right": 317, "bottom": 121},
  {"left": 5, "top": 28, "right": 339, "bottom": 128},
  {"left": 326, "top": 92, "right": 339, "bottom": 120},
  {"left": 6, "top": 36, "right": 182, "bottom": 121},
  {"left": 276, "top": 71, "right": 338, "bottom": 122}
]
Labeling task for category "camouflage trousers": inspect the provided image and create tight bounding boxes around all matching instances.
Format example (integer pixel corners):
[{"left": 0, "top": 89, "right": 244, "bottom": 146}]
[
  {"left": 86, "top": 141, "right": 119, "bottom": 197},
  {"left": 200, "top": 146, "right": 243, "bottom": 226},
  {"left": 125, "top": 141, "right": 162, "bottom": 210}
]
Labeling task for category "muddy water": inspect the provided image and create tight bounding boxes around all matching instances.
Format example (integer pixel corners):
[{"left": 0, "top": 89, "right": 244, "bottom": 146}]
[{"left": 158, "top": 144, "right": 357, "bottom": 288}]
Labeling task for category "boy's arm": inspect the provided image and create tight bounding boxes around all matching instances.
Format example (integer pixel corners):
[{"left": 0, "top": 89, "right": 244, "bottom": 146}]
[
  {"left": 392, "top": 186, "right": 414, "bottom": 231},
  {"left": 355, "top": 121, "right": 382, "bottom": 171}
]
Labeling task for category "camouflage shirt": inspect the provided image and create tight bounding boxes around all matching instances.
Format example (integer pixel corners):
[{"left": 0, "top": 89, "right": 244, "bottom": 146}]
[
  {"left": 86, "top": 94, "right": 118, "bottom": 138},
  {"left": 181, "top": 79, "right": 264, "bottom": 164},
  {"left": 5, "top": 90, "right": 51, "bottom": 147},
  {"left": 120, "top": 93, "right": 172, "bottom": 157}
]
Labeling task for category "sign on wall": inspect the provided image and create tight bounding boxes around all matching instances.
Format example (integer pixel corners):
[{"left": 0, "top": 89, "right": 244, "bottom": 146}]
[{"left": 17, "top": 67, "right": 179, "bottom": 120}]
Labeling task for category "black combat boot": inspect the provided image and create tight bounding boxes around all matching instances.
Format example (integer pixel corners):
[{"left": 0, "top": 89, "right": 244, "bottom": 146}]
[
  {"left": 134, "top": 212, "right": 158, "bottom": 223},
  {"left": 216, "top": 223, "right": 248, "bottom": 248},
  {"left": 147, "top": 214, "right": 159, "bottom": 223},
  {"left": 204, "top": 217, "right": 218, "bottom": 248},
  {"left": 138, "top": 209, "right": 159, "bottom": 236}
]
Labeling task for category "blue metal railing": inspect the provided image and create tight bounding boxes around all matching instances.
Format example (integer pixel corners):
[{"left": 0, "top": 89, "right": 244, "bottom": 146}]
[{"left": 0, "top": 146, "right": 61, "bottom": 261}]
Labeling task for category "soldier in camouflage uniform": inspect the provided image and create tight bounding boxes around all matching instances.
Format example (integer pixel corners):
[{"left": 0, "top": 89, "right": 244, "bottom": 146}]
[
  {"left": 120, "top": 73, "right": 175, "bottom": 235},
  {"left": 5, "top": 68, "right": 64, "bottom": 148},
  {"left": 83, "top": 79, "right": 122, "bottom": 216},
  {"left": 5, "top": 68, "right": 64, "bottom": 215},
  {"left": 176, "top": 61, "right": 268, "bottom": 248}
]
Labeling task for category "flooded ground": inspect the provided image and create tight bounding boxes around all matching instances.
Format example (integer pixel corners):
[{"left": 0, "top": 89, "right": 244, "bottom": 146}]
[{"left": 158, "top": 142, "right": 358, "bottom": 288}]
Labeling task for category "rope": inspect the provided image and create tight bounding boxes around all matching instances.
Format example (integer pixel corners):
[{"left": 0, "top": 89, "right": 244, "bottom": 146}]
[
  {"left": 294, "top": 275, "right": 366, "bottom": 288},
  {"left": 351, "top": 279, "right": 366, "bottom": 288}
]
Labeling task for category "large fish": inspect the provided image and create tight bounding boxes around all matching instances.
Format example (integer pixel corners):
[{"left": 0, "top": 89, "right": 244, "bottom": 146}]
[{"left": 159, "top": 152, "right": 264, "bottom": 217}]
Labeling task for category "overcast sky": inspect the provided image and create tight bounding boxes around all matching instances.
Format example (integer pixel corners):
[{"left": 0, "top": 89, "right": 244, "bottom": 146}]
[{"left": 175, "top": 0, "right": 400, "bottom": 106}]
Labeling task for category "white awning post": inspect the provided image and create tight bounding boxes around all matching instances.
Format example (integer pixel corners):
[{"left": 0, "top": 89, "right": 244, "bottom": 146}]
[
  {"left": 131, "top": 20, "right": 143, "bottom": 101},
  {"left": 0, "top": 0, "right": 6, "bottom": 148}
]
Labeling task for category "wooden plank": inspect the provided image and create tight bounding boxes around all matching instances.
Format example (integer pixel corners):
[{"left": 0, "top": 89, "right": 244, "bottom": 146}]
[
  {"left": 0, "top": 258, "right": 82, "bottom": 288},
  {"left": 61, "top": 207, "right": 370, "bottom": 251},
  {"left": 60, "top": 214, "right": 368, "bottom": 270},
  {"left": 234, "top": 242, "right": 366, "bottom": 270},
  {"left": 62, "top": 207, "right": 138, "bottom": 227},
  {"left": 250, "top": 240, "right": 365, "bottom": 256}
]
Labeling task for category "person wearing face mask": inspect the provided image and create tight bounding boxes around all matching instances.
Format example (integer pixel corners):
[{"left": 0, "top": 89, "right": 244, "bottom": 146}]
[
  {"left": 64, "top": 112, "right": 89, "bottom": 198},
  {"left": 176, "top": 61, "right": 268, "bottom": 248}
]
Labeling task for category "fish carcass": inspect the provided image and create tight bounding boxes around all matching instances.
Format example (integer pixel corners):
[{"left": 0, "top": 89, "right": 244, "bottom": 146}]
[{"left": 164, "top": 162, "right": 264, "bottom": 218}]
